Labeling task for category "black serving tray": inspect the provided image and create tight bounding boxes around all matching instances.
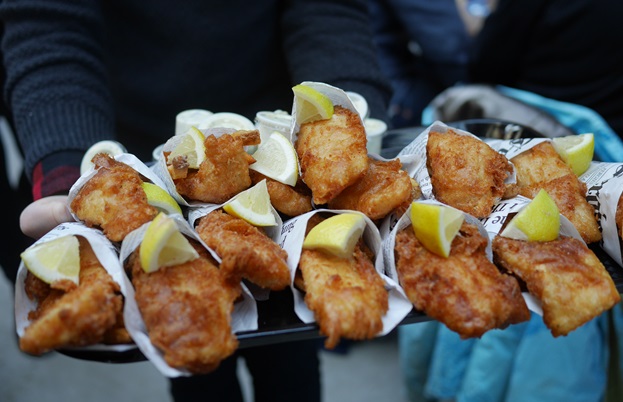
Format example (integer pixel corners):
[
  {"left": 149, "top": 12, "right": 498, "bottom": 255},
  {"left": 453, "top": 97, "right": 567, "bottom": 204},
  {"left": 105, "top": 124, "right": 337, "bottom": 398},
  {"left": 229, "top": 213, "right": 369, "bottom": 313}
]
[{"left": 58, "top": 119, "right": 623, "bottom": 363}]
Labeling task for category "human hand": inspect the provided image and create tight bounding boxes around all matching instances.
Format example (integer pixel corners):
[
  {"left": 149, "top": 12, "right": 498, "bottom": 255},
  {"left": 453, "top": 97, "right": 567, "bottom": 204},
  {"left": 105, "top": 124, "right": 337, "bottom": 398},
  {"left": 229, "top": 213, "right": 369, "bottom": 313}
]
[{"left": 20, "top": 195, "right": 73, "bottom": 239}]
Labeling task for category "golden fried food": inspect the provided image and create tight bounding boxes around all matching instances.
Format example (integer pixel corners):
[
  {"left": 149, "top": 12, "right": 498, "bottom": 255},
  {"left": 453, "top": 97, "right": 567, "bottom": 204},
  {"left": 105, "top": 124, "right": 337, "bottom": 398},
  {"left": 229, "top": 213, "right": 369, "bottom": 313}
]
[
  {"left": 172, "top": 130, "right": 260, "bottom": 204},
  {"left": 394, "top": 223, "right": 530, "bottom": 339},
  {"left": 492, "top": 235, "right": 620, "bottom": 337},
  {"left": 390, "top": 178, "right": 422, "bottom": 218},
  {"left": 298, "top": 239, "right": 389, "bottom": 349},
  {"left": 328, "top": 158, "right": 413, "bottom": 221},
  {"left": 128, "top": 240, "right": 241, "bottom": 374},
  {"left": 511, "top": 142, "right": 601, "bottom": 243},
  {"left": 101, "top": 306, "right": 132, "bottom": 345},
  {"left": 295, "top": 106, "right": 369, "bottom": 205},
  {"left": 250, "top": 170, "right": 313, "bottom": 217},
  {"left": 70, "top": 153, "right": 158, "bottom": 242},
  {"left": 426, "top": 129, "right": 513, "bottom": 218},
  {"left": 195, "top": 209, "right": 290, "bottom": 291},
  {"left": 20, "top": 237, "right": 125, "bottom": 355}
]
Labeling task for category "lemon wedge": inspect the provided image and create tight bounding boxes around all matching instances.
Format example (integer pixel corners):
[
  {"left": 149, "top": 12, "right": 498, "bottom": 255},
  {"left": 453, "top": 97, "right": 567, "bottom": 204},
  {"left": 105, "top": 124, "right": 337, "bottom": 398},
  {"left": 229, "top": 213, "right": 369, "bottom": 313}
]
[
  {"left": 250, "top": 131, "right": 299, "bottom": 186},
  {"left": 141, "top": 182, "right": 183, "bottom": 215},
  {"left": 500, "top": 189, "right": 560, "bottom": 242},
  {"left": 222, "top": 179, "right": 277, "bottom": 226},
  {"left": 167, "top": 126, "right": 206, "bottom": 169},
  {"left": 292, "top": 84, "right": 334, "bottom": 125},
  {"left": 552, "top": 133, "right": 594, "bottom": 176},
  {"left": 20, "top": 235, "right": 81, "bottom": 285},
  {"left": 302, "top": 213, "right": 366, "bottom": 259},
  {"left": 140, "top": 212, "right": 199, "bottom": 273},
  {"left": 410, "top": 203, "right": 464, "bottom": 258}
]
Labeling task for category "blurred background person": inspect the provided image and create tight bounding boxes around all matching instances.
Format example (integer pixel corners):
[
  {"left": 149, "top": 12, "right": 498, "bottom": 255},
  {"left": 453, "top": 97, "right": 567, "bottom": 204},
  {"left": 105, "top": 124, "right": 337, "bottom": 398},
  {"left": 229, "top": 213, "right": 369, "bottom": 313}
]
[
  {"left": 469, "top": 0, "right": 623, "bottom": 139},
  {"left": 368, "top": 0, "right": 489, "bottom": 129}
]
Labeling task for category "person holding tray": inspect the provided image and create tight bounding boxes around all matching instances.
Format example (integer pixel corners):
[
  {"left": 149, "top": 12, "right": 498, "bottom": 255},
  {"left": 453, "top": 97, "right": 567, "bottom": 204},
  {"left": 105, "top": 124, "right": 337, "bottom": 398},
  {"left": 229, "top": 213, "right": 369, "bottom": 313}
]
[{"left": 0, "top": 1, "right": 392, "bottom": 401}]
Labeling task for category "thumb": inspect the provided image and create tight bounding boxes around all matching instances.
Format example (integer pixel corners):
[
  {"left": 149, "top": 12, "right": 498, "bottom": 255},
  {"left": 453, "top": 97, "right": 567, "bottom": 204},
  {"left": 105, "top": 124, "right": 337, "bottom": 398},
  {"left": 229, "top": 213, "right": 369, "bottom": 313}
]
[{"left": 20, "top": 195, "right": 74, "bottom": 239}]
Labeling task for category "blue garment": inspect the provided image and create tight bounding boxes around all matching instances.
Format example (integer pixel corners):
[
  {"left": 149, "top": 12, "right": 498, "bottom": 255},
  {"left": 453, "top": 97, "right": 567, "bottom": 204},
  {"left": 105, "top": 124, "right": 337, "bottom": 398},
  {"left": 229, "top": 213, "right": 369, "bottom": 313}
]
[
  {"left": 399, "top": 313, "right": 611, "bottom": 402},
  {"left": 496, "top": 86, "right": 623, "bottom": 162}
]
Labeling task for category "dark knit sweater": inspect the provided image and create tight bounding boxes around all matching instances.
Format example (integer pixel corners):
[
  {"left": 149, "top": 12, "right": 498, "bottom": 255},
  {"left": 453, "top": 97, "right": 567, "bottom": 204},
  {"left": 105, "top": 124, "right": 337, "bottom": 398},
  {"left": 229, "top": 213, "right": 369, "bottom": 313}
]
[
  {"left": 469, "top": 0, "right": 623, "bottom": 139},
  {"left": 1, "top": 0, "right": 391, "bottom": 198}
]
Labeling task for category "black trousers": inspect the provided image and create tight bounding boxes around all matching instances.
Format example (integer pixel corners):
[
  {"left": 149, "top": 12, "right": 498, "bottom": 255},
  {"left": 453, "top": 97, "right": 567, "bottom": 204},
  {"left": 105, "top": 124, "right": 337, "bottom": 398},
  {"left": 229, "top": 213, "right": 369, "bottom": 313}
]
[{"left": 169, "top": 338, "right": 322, "bottom": 402}]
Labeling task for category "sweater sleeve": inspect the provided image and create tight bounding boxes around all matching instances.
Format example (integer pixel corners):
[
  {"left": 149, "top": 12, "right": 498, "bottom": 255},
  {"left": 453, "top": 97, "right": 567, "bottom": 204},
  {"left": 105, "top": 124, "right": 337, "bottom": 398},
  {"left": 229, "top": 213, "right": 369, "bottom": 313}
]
[
  {"left": 281, "top": 0, "right": 392, "bottom": 124},
  {"left": 0, "top": 0, "right": 115, "bottom": 185}
]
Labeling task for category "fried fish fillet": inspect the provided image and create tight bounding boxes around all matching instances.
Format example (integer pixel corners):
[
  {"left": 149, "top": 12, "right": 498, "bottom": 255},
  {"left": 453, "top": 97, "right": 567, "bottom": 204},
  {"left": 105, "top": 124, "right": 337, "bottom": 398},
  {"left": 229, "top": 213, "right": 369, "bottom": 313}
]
[
  {"left": 295, "top": 106, "right": 369, "bottom": 205},
  {"left": 172, "top": 130, "right": 260, "bottom": 204},
  {"left": 328, "top": 158, "right": 413, "bottom": 221},
  {"left": 511, "top": 141, "right": 601, "bottom": 243},
  {"left": 426, "top": 130, "right": 513, "bottom": 218},
  {"left": 250, "top": 170, "right": 313, "bottom": 217},
  {"left": 298, "top": 240, "right": 388, "bottom": 349},
  {"left": 492, "top": 235, "right": 620, "bottom": 337},
  {"left": 394, "top": 223, "right": 530, "bottom": 338},
  {"left": 195, "top": 209, "right": 290, "bottom": 291},
  {"left": 70, "top": 153, "right": 158, "bottom": 242},
  {"left": 128, "top": 240, "right": 241, "bottom": 374},
  {"left": 390, "top": 178, "right": 422, "bottom": 218},
  {"left": 20, "top": 237, "right": 125, "bottom": 355}
]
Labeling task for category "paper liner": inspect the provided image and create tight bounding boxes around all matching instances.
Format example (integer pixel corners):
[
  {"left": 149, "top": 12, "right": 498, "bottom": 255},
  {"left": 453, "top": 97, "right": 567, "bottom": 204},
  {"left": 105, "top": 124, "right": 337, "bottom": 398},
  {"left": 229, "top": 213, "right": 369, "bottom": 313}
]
[
  {"left": 581, "top": 161, "right": 623, "bottom": 266},
  {"left": 279, "top": 209, "right": 413, "bottom": 338},
  {"left": 14, "top": 222, "right": 136, "bottom": 353},
  {"left": 483, "top": 136, "right": 550, "bottom": 160},
  {"left": 187, "top": 190, "right": 283, "bottom": 302},
  {"left": 119, "top": 214, "right": 258, "bottom": 378},
  {"left": 68, "top": 153, "right": 174, "bottom": 226}
]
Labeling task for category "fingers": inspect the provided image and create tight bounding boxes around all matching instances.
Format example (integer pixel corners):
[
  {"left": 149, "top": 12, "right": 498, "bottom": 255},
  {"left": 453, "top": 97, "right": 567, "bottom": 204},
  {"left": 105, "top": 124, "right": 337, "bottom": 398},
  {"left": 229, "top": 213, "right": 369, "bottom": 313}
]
[{"left": 20, "top": 195, "right": 73, "bottom": 239}]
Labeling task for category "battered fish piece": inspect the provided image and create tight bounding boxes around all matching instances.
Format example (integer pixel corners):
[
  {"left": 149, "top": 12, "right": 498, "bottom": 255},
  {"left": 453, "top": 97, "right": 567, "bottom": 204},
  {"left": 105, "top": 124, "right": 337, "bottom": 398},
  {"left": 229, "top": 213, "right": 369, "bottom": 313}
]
[
  {"left": 298, "top": 240, "right": 389, "bottom": 349},
  {"left": 172, "top": 130, "right": 260, "bottom": 204},
  {"left": 70, "top": 153, "right": 158, "bottom": 242},
  {"left": 427, "top": 130, "right": 513, "bottom": 218},
  {"left": 195, "top": 209, "right": 290, "bottom": 291},
  {"left": 394, "top": 223, "right": 530, "bottom": 339},
  {"left": 20, "top": 237, "right": 125, "bottom": 355},
  {"left": 128, "top": 240, "right": 241, "bottom": 374},
  {"left": 250, "top": 170, "right": 313, "bottom": 217},
  {"left": 511, "top": 141, "right": 601, "bottom": 243},
  {"left": 295, "top": 106, "right": 369, "bottom": 205},
  {"left": 390, "top": 178, "right": 422, "bottom": 218},
  {"left": 492, "top": 235, "right": 620, "bottom": 337},
  {"left": 328, "top": 158, "right": 413, "bottom": 221}
]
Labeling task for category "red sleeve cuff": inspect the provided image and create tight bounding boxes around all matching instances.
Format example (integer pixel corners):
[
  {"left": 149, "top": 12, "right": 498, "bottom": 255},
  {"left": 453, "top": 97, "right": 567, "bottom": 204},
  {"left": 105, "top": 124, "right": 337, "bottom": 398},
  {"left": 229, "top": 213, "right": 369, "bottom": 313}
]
[{"left": 31, "top": 152, "right": 83, "bottom": 200}]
